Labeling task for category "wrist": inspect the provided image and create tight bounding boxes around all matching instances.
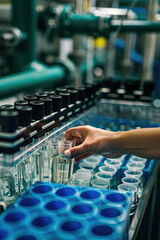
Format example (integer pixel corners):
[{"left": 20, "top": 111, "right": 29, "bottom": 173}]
[{"left": 109, "top": 131, "right": 125, "bottom": 155}]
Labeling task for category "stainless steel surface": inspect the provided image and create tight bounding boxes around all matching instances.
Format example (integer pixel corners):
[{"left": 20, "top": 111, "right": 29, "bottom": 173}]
[
  {"left": 141, "top": 0, "right": 158, "bottom": 86},
  {"left": 129, "top": 161, "right": 160, "bottom": 240}
]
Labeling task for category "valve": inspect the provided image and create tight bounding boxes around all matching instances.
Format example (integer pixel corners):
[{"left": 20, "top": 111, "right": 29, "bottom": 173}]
[{"left": 0, "top": 27, "right": 26, "bottom": 47}]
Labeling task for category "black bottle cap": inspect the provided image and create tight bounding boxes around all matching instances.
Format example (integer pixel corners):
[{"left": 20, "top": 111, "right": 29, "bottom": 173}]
[
  {"left": 44, "top": 91, "right": 55, "bottom": 96},
  {"left": 117, "top": 88, "right": 126, "bottom": 98},
  {"left": 35, "top": 91, "right": 47, "bottom": 99},
  {"left": 91, "top": 83, "right": 98, "bottom": 93},
  {"left": 124, "top": 78, "right": 140, "bottom": 95},
  {"left": 39, "top": 97, "right": 52, "bottom": 115},
  {"left": 56, "top": 87, "right": 67, "bottom": 95},
  {"left": 143, "top": 81, "right": 154, "bottom": 96},
  {"left": 76, "top": 87, "right": 86, "bottom": 100},
  {"left": 30, "top": 100, "right": 44, "bottom": 120},
  {"left": 85, "top": 84, "right": 94, "bottom": 96},
  {"left": 64, "top": 85, "right": 75, "bottom": 90},
  {"left": 102, "top": 77, "right": 113, "bottom": 88},
  {"left": 59, "top": 92, "right": 71, "bottom": 107},
  {"left": 110, "top": 80, "right": 121, "bottom": 93},
  {"left": 0, "top": 110, "right": 19, "bottom": 133},
  {"left": 67, "top": 90, "right": 78, "bottom": 103},
  {"left": 95, "top": 80, "right": 102, "bottom": 90},
  {"left": 102, "top": 78, "right": 121, "bottom": 93},
  {"left": 0, "top": 105, "right": 15, "bottom": 111},
  {"left": 14, "top": 100, "right": 29, "bottom": 107},
  {"left": 24, "top": 95, "right": 37, "bottom": 103},
  {"left": 50, "top": 95, "right": 62, "bottom": 112},
  {"left": 16, "top": 105, "right": 32, "bottom": 127},
  {"left": 133, "top": 90, "right": 143, "bottom": 100}
]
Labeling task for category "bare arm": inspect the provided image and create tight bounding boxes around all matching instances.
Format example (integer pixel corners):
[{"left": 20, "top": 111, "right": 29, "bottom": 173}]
[
  {"left": 63, "top": 126, "right": 160, "bottom": 161},
  {"left": 114, "top": 128, "right": 160, "bottom": 160}
]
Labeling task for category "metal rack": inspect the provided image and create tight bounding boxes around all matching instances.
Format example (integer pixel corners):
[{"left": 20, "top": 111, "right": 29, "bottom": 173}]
[
  {"left": 129, "top": 160, "right": 160, "bottom": 240},
  {"left": 0, "top": 99, "right": 159, "bottom": 239}
]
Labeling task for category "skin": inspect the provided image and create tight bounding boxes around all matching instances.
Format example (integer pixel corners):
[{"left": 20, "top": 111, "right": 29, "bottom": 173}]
[{"left": 63, "top": 125, "right": 160, "bottom": 162}]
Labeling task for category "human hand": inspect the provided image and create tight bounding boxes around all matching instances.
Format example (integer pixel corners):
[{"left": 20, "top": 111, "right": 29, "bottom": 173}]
[{"left": 63, "top": 125, "right": 122, "bottom": 162}]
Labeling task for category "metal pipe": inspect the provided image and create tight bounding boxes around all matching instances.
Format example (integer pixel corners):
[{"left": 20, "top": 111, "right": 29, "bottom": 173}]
[
  {"left": 105, "top": 0, "right": 119, "bottom": 79},
  {"left": 110, "top": 20, "right": 160, "bottom": 33},
  {"left": 86, "top": 0, "right": 96, "bottom": 85},
  {"left": 68, "top": 13, "right": 160, "bottom": 35},
  {"left": 0, "top": 4, "right": 11, "bottom": 23},
  {"left": 0, "top": 65, "right": 65, "bottom": 99},
  {"left": 123, "top": 33, "right": 132, "bottom": 79},
  {"left": 141, "top": 0, "right": 158, "bottom": 87},
  {"left": 74, "top": 0, "right": 84, "bottom": 50},
  {"left": 12, "top": 0, "right": 37, "bottom": 72},
  {"left": 73, "top": 0, "right": 85, "bottom": 87},
  {"left": 86, "top": 37, "right": 94, "bottom": 84}
]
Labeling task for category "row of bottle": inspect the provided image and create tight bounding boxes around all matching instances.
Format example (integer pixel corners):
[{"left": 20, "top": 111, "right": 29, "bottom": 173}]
[
  {"left": 101, "top": 77, "right": 153, "bottom": 102},
  {"left": 0, "top": 83, "right": 101, "bottom": 154},
  {"left": 0, "top": 84, "right": 100, "bottom": 131}
]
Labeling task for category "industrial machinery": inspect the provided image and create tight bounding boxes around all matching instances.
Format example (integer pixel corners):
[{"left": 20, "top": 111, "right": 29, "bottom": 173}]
[{"left": 0, "top": 0, "right": 159, "bottom": 240}]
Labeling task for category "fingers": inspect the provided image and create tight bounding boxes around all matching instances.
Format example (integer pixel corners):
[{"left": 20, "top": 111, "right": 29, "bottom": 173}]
[
  {"left": 64, "top": 142, "right": 89, "bottom": 159},
  {"left": 63, "top": 127, "right": 81, "bottom": 140},
  {"left": 63, "top": 126, "right": 89, "bottom": 140},
  {"left": 75, "top": 153, "right": 93, "bottom": 163},
  {"left": 63, "top": 125, "right": 96, "bottom": 160}
]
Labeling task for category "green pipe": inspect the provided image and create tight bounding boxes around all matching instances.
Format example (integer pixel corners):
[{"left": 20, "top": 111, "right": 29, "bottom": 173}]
[
  {"left": 0, "top": 65, "right": 65, "bottom": 99},
  {"left": 63, "top": 11, "right": 160, "bottom": 36},
  {"left": 110, "top": 20, "right": 160, "bottom": 33},
  {"left": 68, "top": 14, "right": 101, "bottom": 35},
  {"left": 12, "top": 0, "right": 37, "bottom": 72}
]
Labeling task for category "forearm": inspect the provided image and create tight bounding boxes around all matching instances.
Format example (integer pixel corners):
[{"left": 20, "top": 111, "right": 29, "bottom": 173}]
[{"left": 111, "top": 128, "right": 160, "bottom": 160}]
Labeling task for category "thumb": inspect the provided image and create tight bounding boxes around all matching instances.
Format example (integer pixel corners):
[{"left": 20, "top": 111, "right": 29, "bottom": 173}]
[{"left": 64, "top": 143, "right": 88, "bottom": 159}]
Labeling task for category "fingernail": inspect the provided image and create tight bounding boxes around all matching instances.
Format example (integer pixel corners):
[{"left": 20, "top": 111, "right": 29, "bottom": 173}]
[{"left": 64, "top": 150, "right": 71, "bottom": 159}]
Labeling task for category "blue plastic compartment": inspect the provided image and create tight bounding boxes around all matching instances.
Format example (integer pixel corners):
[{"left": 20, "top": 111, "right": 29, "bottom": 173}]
[
  {"left": 2, "top": 209, "right": 28, "bottom": 230},
  {"left": 0, "top": 227, "right": 12, "bottom": 240},
  {"left": 30, "top": 183, "right": 55, "bottom": 198},
  {"left": 28, "top": 213, "right": 57, "bottom": 236},
  {"left": 104, "top": 191, "right": 130, "bottom": 208},
  {"left": 98, "top": 205, "right": 126, "bottom": 224},
  {"left": 15, "top": 235, "right": 37, "bottom": 240},
  {"left": 143, "top": 160, "right": 156, "bottom": 178},
  {"left": 14, "top": 230, "right": 41, "bottom": 240},
  {"left": 87, "top": 222, "right": 119, "bottom": 240},
  {"left": 56, "top": 217, "right": 88, "bottom": 239},
  {"left": 55, "top": 186, "right": 77, "bottom": 200},
  {"left": 78, "top": 188, "right": 103, "bottom": 204},
  {"left": 0, "top": 183, "right": 132, "bottom": 240},
  {"left": 17, "top": 196, "right": 43, "bottom": 213},
  {"left": 69, "top": 202, "right": 98, "bottom": 220},
  {"left": 43, "top": 198, "right": 70, "bottom": 216}
]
